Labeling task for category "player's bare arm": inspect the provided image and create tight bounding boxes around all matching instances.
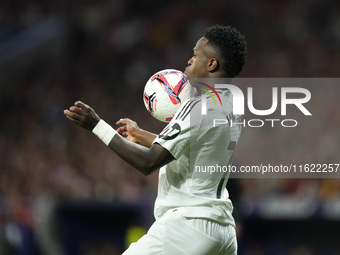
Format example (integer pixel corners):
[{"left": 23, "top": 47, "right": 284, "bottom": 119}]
[
  {"left": 116, "top": 118, "right": 157, "bottom": 148},
  {"left": 64, "top": 101, "right": 174, "bottom": 175}
]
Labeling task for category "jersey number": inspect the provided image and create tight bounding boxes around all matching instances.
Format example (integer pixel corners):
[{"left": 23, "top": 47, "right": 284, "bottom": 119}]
[{"left": 216, "top": 141, "right": 236, "bottom": 199}]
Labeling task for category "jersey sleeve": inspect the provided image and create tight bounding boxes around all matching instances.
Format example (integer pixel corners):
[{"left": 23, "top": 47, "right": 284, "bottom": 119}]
[{"left": 153, "top": 98, "right": 201, "bottom": 159}]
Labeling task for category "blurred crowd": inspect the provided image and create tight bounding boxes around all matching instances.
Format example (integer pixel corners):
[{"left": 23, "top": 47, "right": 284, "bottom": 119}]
[{"left": 1, "top": 0, "right": 340, "bottom": 254}]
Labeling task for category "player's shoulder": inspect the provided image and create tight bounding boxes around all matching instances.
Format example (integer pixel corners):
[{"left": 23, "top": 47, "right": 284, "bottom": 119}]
[
  {"left": 172, "top": 89, "right": 232, "bottom": 123},
  {"left": 205, "top": 89, "right": 233, "bottom": 113},
  {"left": 172, "top": 97, "right": 202, "bottom": 122}
]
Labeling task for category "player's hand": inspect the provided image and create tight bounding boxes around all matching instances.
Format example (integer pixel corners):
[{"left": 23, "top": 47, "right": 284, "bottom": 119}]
[
  {"left": 116, "top": 118, "right": 140, "bottom": 144},
  {"left": 64, "top": 101, "right": 100, "bottom": 131}
]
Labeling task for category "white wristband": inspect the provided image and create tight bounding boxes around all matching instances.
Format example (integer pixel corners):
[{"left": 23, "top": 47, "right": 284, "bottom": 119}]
[{"left": 92, "top": 119, "right": 117, "bottom": 145}]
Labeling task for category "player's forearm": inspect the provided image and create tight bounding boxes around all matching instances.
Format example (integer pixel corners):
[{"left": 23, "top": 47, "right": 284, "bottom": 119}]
[
  {"left": 64, "top": 103, "right": 172, "bottom": 174},
  {"left": 134, "top": 129, "right": 157, "bottom": 148},
  {"left": 108, "top": 134, "right": 171, "bottom": 175},
  {"left": 92, "top": 119, "right": 169, "bottom": 174}
]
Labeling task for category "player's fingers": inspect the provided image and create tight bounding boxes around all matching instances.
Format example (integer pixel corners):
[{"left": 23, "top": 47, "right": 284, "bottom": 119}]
[
  {"left": 116, "top": 118, "right": 130, "bottom": 126},
  {"left": 118, "top": 131, "right": 128, "bottom": 137},
  {"left": 121, "top": 131, "right": 129, "bottom": 137},
  {"left": 64, "top": 110, "right": 83, "bottom": 121},
  {"left": 116, "top": 119, "right": 123, "bottom": 125},
  {"left": 117, "top": 126, "right": 127, "bottom": 133},
  {"left": 65, "top": 114, "right": 83, "bottom": 126},
  {"left": 64, "top": 109, "right": 71, "bottom": 115},
  {"left": 69, "top": 106, "right": 84, "bottom": 114},
  {"left": 117, "top": 126, "right": 126, "bottom": 132},
  {"left": 74, "top": 101, "right": 90, "bottom": 110}
]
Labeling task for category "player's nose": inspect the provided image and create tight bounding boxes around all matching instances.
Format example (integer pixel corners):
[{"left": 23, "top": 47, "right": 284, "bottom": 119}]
[{"left": 187, "top": 57, "right": 193, "bottom": 66}]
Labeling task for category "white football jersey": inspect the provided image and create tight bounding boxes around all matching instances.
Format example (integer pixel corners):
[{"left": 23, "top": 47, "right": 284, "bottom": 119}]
[{"left": 153, "top": 89, "right": 242, "bottom": 226}]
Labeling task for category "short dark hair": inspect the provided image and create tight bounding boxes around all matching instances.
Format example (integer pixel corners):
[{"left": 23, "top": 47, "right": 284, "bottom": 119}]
[{"left": 204, "top": 25, "right": 247, "bottom": 77}]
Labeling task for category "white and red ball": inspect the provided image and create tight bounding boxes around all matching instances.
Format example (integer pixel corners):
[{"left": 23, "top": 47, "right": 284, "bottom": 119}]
[{"left": 143, "top": 69, "right": 192, "bottom": 123}]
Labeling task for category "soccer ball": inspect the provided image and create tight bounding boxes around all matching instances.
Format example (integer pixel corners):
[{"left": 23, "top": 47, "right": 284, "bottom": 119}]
[{"left": 143, "top": 69, "right": 192, "bottom": 123}]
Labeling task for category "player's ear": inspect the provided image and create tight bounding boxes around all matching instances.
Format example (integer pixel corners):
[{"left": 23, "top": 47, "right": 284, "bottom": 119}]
[{"left": 207, "top": 58, "right": 219, "bottom": 72}]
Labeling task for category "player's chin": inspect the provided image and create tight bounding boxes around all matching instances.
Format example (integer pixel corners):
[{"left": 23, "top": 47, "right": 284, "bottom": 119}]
[{"left": 184, "top": 70, "right": 191, "bottom": 79}]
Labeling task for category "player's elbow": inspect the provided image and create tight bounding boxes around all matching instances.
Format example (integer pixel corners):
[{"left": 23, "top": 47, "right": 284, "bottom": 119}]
[
  {"left": 138, "top": 161, "right": 159, "bottom": 176},
  {"left": 140, "top": 169, "right": 156, "bottom": 176},
  {"left": 136, "top": 144, "right": 174, "bottom": 176}
]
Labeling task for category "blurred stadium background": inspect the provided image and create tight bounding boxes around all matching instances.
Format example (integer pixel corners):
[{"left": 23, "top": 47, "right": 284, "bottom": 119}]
[{"left": 1, "top": 0, "right": 340, "bottom": 254}]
